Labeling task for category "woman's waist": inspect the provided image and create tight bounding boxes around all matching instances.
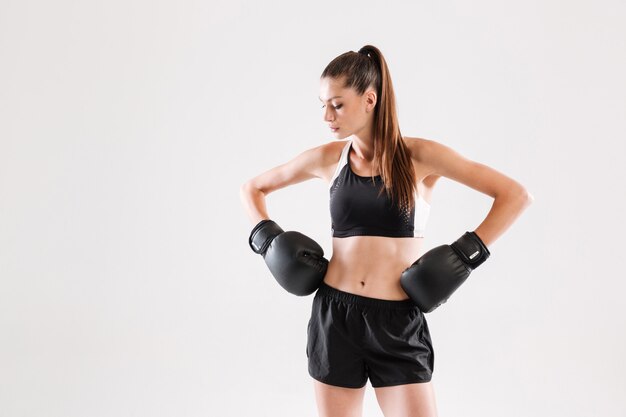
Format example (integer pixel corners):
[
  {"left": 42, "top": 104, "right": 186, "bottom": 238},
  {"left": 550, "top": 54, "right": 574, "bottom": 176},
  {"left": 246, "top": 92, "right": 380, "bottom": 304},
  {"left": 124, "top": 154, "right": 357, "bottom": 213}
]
[
  {"left": 331, "top": 235, "right": 421, "bottom": 257},
  {"left": 323, "top": 257, "right": 415, "bottom": 300},
  {"left": 325, "top": 237, "right": 422, "bottom": 299}
]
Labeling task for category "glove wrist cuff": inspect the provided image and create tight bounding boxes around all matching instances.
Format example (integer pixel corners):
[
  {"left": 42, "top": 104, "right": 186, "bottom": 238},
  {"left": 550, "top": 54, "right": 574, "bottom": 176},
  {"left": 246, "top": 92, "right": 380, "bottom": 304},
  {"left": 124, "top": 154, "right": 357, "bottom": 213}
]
[
  {"left": 450, "top": 231, "right": 490, "bottom": 269},
  {"left": 249, "top": 219, "right": 284, "bottom": 254}
]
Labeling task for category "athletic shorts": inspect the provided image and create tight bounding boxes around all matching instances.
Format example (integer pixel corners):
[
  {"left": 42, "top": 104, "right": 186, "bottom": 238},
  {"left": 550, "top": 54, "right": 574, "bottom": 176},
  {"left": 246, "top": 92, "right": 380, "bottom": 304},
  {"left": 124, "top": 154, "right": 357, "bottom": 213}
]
[{"left": 306, "top": 281, "right": 434, "bottom": 388}]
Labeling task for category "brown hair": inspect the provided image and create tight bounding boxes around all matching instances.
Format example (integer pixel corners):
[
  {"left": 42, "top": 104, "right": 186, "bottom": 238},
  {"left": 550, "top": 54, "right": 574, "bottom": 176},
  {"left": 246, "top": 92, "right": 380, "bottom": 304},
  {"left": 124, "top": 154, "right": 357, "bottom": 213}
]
[{"left": 320, "top": 44, "right": 416, "bottom": 212}]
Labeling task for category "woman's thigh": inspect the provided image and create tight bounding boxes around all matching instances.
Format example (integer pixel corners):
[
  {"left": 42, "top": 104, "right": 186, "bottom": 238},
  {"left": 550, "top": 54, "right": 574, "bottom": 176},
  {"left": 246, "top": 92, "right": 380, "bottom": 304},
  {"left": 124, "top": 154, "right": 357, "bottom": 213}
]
[
  {"left": 374, "top": 381, "right": 438, "bottom": 417},
  {"left": 313, "top": 379, "right": 366, "bottom": 417}
]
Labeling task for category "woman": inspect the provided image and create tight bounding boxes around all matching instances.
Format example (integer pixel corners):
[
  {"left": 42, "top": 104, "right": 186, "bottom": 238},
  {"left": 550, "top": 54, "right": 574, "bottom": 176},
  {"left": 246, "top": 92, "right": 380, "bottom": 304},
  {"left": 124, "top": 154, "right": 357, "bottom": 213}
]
[{"left": 240, "top": 45, "right": 533, "bottom": 417}]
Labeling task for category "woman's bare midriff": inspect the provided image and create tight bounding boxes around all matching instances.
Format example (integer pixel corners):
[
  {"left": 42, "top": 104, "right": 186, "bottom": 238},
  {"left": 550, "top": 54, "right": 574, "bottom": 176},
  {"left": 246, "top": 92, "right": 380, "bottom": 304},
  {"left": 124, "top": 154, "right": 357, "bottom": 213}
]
[{"left": 322, "top": 235, "right": 424, "bottom": 300}]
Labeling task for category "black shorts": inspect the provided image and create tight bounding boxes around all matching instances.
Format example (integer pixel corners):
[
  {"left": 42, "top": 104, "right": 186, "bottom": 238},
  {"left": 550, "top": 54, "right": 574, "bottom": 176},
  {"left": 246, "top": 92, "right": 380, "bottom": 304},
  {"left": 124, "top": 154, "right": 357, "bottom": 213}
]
[{"left": 306, "top": 281, "right": 435, "bottom": 388}]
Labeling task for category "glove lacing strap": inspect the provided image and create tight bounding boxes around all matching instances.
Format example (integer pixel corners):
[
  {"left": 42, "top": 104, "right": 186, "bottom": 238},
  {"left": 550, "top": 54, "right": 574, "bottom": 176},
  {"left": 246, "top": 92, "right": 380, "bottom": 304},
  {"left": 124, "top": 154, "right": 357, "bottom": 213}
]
[
  {"left": 248, "top": 219, "right": 284, "bottom": 254},
  {"left": 450, "top": 231, "right": 490, "bottom": 269}
]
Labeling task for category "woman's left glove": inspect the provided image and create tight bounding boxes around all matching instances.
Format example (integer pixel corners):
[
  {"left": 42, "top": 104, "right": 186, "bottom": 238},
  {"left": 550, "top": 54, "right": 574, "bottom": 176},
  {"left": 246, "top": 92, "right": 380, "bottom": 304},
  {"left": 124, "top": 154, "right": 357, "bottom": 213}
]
[{"left": 400, "top": 231, "right": 490, "bottom": 313}]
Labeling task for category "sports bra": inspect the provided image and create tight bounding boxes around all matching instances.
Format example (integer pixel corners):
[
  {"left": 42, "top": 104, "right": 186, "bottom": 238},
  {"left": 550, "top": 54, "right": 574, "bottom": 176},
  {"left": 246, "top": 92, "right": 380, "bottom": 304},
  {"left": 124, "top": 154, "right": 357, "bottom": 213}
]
[{"left": 329, "top": 139, "right": 431, "bottom": 238}]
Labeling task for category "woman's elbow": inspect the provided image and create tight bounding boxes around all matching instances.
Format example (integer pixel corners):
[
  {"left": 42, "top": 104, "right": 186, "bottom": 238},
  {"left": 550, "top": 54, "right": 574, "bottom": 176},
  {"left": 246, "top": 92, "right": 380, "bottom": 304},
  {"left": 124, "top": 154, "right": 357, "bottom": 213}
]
[
  {"left": 240, "top": 181, "right": 254, "bottom": 202},
  {"left": 520, "top": 185, "right": 534, "bottom": 201},
  {"left": 500, "top": 185, "right": 534, "bottom": 207},
  {"left": 518, "top": 187, "right": 535, "bottom": 208}
]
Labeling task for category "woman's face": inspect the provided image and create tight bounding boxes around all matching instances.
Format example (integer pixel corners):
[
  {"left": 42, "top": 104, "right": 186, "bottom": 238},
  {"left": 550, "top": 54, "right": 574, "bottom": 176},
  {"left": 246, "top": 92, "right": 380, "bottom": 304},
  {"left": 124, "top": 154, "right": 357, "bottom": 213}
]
[{"left": 319, "top": 76, "right": 376, "bottom": 140}]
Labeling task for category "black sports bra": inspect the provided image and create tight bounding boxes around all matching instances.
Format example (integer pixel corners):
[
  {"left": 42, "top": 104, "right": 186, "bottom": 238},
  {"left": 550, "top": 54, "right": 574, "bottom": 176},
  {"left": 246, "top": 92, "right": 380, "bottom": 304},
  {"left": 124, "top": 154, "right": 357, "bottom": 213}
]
[{"left": 329, "top": 139, "right": 431, "bottom": 238}]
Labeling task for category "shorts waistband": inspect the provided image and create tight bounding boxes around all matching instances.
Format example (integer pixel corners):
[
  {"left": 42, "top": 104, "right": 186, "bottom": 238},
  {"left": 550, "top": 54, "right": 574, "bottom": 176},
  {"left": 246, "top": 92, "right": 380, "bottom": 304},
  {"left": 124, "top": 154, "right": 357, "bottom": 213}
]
[{"left": 316, "top": 281, "right": 418, "bottom": 310}]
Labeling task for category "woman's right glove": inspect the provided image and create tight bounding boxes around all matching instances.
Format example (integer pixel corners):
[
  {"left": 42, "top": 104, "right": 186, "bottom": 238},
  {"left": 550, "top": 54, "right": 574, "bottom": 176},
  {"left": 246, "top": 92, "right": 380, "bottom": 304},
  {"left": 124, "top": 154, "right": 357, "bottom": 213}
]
[
  {"left": 248, "top": 219, "right": 328, "bottom": 296},
  {"left": 400, "top": 231, "right": 490, "bottom": 313}
]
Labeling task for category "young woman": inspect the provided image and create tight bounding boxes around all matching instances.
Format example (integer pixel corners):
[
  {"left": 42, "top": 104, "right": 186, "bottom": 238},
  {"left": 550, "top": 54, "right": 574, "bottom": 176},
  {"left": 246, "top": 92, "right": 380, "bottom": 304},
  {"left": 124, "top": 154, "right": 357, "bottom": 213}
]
[{"left": 240, "top": 44, "right": 533, "bottom": 417}]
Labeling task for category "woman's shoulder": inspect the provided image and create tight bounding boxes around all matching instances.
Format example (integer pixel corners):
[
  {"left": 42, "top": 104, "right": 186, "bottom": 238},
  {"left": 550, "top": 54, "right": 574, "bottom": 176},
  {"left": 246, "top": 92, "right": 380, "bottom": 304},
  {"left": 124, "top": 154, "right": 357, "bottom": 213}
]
[
  {"left": 403, "top": 136, "right": 448, "bottom": 181},
  {"left": 317, "top": 139, "right": 350, "bottom": 162},
  {"left": 296, "top": 139, "right": 346, "bottom": 159},
  {"left": 403, "top": 136, "right": 437, "bottom": 162},
  {"left": 305, "top": 140, "right": 348, "bottom": 183},
  {"left": 297, "top": 139, "right": 349, "bottom": 180}
]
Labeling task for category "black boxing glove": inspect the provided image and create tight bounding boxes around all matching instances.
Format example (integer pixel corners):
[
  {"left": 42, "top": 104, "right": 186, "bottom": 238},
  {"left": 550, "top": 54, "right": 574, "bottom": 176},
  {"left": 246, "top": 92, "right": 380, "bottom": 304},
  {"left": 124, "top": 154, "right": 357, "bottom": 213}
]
[
  {"left": 400, "top": 231, "right": 490, "bottom": 313},
  {"left": 249, "top": 219, "right": 328, "bottom": 296}
]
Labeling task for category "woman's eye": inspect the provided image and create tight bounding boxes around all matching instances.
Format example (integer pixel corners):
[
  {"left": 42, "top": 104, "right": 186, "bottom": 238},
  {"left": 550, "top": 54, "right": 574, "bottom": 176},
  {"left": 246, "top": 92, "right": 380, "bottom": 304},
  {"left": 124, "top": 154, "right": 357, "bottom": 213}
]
[{"left": 321, "top": 104, "right": 342, "bottom": 110}]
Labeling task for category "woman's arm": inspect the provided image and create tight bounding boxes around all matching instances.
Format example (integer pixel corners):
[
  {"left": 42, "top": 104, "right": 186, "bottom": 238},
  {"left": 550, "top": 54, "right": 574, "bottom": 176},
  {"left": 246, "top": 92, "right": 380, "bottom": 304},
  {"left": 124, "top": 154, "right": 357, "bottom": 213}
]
[
  {"left": 418, "top": 138, "right": 534, "bottom": 247},
  {"left": 241, "top": 143, "right": 336, "bottom": 296},
  {"left": 239, "top": 142, "right": 336, "bottom": 226}
]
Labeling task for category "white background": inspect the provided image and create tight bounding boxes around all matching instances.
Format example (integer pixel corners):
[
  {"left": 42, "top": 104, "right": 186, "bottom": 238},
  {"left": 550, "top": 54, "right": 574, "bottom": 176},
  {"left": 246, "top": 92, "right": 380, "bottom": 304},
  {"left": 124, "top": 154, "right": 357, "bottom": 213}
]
[{"left": 1, "top": 1, "right": 625, "bottom": 416}]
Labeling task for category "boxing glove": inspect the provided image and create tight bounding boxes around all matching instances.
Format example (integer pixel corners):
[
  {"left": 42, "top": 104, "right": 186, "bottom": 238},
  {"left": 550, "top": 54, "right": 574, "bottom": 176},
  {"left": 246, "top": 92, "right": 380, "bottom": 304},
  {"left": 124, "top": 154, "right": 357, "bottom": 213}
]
[
  {"left": 400, "top": 231, "right": 490, "bottom": 313},
  {"left": 248, "top": 219, "right": 328, "bottom": 296}
]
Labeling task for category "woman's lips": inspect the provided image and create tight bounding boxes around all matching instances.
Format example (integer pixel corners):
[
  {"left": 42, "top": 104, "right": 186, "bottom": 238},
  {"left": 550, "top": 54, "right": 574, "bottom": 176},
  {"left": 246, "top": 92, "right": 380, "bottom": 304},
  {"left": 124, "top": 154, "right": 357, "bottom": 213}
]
[{"left": 330, "top": 127, "right": 339, "bottom": 132}]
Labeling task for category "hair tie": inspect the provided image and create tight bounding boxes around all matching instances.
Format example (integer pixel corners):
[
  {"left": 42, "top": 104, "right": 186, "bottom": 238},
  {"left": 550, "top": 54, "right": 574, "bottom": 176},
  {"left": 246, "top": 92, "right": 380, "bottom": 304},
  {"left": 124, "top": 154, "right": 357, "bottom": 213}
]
[{"left": 358, "top": 49, "right": 370, "bottom": 58}]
